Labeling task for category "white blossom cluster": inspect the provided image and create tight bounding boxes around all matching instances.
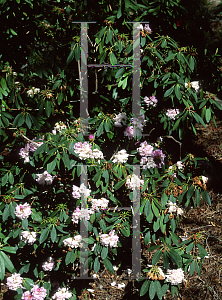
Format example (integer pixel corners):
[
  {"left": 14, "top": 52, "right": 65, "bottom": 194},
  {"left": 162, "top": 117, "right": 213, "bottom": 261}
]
[
  {"left": 91, "top": 198, "right": 109, "bottom": 211},
  {"left": 42, "top": 257, "right": 55, "bottom": 271},
  {"left": 30, "top": 285, "right": 47, "bottom": 300},
  {"left": 131, "top": 113, "right": 147, "bottom": 131},
  {"left": 166, "top": 109, "right": 180, "bottom": 120},
  {"left": 21, "top": 231, "right": 37, "bottom": 245},
  {"left": 176, "top": 161, "right": 184, "bottom": 170},
  {"left": 74, "top": 142, "right": 104, "bottom": 161},
  {"left": 137, "top": 23, "right": 152, "bottom": 33},
  {"left": 165, "top": 268, "right": 185, "bottom": 285},
  {"left": 202, "top": 175, "right": 208, "bottom": 184},
  {"left": 52, "top": 287, "right": 73, "bottom": 299},
  {"left": 6, "top": 273, "right": 23, "bottom": 291},
  {"left": 52, "top": 121, "right": 67, "bottom": 135},
  {"left": 72, "top": 183, "right": 91, "bottom": 199},
  {"left": 113, "top": 112, "right": 127, "bottom": 127},
  {"left": 71, "top": 206, "right": 94, "bottom": 224},
  {"left": 185, "top": 81, "right": 200, "bottom": 92},
  {"left": 27, "top": 87, "right": 40, "bottom": 97},
  {"left": 112, "top": 149, "right": 129, "bottom": 164},
  {"left": 35, "top": 170, "right": 56, "bottom": 185},
  {"left": 124, "top": 126, "right": 135, "bottom": 140},
  {"left": 168, "top": 201, "right": 183, "bottom": 215},
  {"left": 137, "top": 141, "right": 153, "bottom": 157},
  {"left": 144, "top": 95, "right": 158, "bottom": 108},
  {"left": 63, "top": 235, "right": 82, "bottom": 248},
  {"left": 100, "top": 230, "right": 119, "bottom": 248},
  {"left": 19, "top": 139, "right": 43, "bottom": 163},
  {"left": 125, "top": 174, "right": 144, "bottom": 190},
  {"left": 15, "top": 203, "right": 32, "bottom": 220}
]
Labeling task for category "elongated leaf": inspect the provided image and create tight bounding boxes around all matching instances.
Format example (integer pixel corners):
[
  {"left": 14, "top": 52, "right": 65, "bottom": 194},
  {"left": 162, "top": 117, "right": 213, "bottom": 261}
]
[
  {"left": 40, "top": 227, "right": 50, "bottom": 244},
  {"left": 0, "top": 253, "right": 5, "bottom": 280},
  {"left": 51, "top": 226, "right": 57, "bottom": 243},
  {"left": 140, "top": 280, "right": 150, "bottom": 296},
  {"left": 94, "top": 256, "right": 100, "bottom": 273},
  {"left": 103, "top": 258, "right": 114, "bottom": 273},
  {"left": 149, "top": 280, "right": 156, "bottom": 300},
  {"left": 0, "top": 251, "right": 14, "bottom": 273},
  {"left": 47, "top": 159, "right": 56, "bottom": 173},
  {"left": 101, "top": 247, "right": 108, "bottom": 260},
  {"left": 152, "top": 249, "right": 162, "bottom": 265},
  {"left": 65, "top": 249, "right": 74, "bottom": 265}
]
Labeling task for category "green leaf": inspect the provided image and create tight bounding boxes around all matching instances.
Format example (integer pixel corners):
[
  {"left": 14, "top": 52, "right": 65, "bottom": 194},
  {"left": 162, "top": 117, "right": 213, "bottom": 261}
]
[
  {"left": 156, "top": 280, "right": 163, "bottom": 299},
  {"left": 45, "top": 101, "right": 52, "bottom": 117},
  {"left": 65, "top": 250, "right": 74, "bottom": 265},
  {"left": 115, "top": 67, "right": 126, "bottom": 78},
  {"left": 149, "top": 280, "right": 156, "bottom": 300},
  {"left": 163, "top": 251, "right": 169, "bottom": 270},
  {"left": 106, "top": 28, "right": 113, "bottom": 44},
  {"left": 110, "top": 52, "right": 117, "bottom": 65},
  {"left": 40, "top": 227, "right": 50, "bottom": 244},
  {"left": 34, "top": 143, "right": 45, "bottom": 156},
  {"left": 201, "top": 190, "right": 211, "bottom": 205},
  {"left": 189, "top": 260, "right": 195, "bottom": 275},
  {"left": 103, "top": 258, "right": 114, "bottom": 273},
  {"left": 117, "top": 6, "right": 122, "bottom": 18},
  {"left": 114, "top": 180, "right": 125, "bottom": 190},
  {"left": 3, "top": 204, "right": 10, "bottom": 222},
  {"left": 1, "top": 246, "right": 16, "bottom": 254},
  {"left": 0, "top": 253, "right": 5, "bottom": 280},
  {"left": 8, "top": 172, "right": 14, "bottom": 185},
  {"left": 152, "top": 249, "right": 162, "bottom": 265},
  {"left": 175, "top": 85, "right": 181, "bottom": 100},
  {"left": 101, "top": 246, "right": 108, "bottom": 260},
  {"left": 189, "top": 56, "right": 194, "bottom": 71},
  {"left": 31, "top": 209, "right": 42, "bottom": 223},
  {"left": 187, "top": 185, "right": 195, "bottom": 200},
  {"left": 2, "top": 173, "right": 8, "bottom": 186},
  {"left": 186, "top": 242, "right": 194, "bottom": 254},
  {"left": 75, "top": 45, "right": 80, "bottom": 61},
  {"left": 97, "top": 122, "right": 104, "bottom": 137},
  {"left": 144, "top": 231, "right": 151, "bottom": 245},
  {"left": 50, "top": 226, "right": 57, "bottom": 242},
  {"left": 140, "top": 280, "right": 150, "bottom": 296},
  {"left": 205, "top": 108, "right": 211, "bottom": 123},
  {"left": 195, "top": 188, "right": 200, "bottom": 206},
  {"left": 197, "top": 244, "right": 208, "bottom": 257},
  {"left": 26, "top": 114, "right": 32, "bottom": 129},
  {"left": 47, "top": 159, "right": 56, "bottom": 173},
  {"left": 164, "top": 86, "right": 174, "bottom": 98},
  {"left": 63, "top": 151, "right": 70, "bottom": 168},
  {"left": 0, "top": 251, "right": 14, "bottom": 273},
  {"left": 94, "top": 256, "right": 100, "bottom": 273}
]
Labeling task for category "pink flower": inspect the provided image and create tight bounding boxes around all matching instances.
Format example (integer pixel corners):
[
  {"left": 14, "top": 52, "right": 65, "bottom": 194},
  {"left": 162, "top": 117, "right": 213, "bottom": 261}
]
[
  {"left": 31, "top": 285, "right": 47, "bottom": 300},
  {"left": 144, "top": 24, "right": 151, "bottom": 33},
  {"left": 151, "top": 149, "right": 166, "bottom": 168},
  {"left": 137, "top": 141, "right": 153, "bottom": 156},
  {"left": 15, "top": 203, "right": 32, "bottom": 220},
  {"left": 89, "top": 134, "right": 94, "bottom": 141},
  {"left": 22, "top": 291, "right": 33, "bottom": 300},
  {"left": 124, "top": 126, "right": 135, "bottom": 140}
]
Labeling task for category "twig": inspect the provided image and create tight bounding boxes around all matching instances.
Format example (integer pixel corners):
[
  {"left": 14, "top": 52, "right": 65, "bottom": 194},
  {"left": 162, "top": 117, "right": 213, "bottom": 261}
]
[
  {"left": 20, "top": 132, "right": 40, "bottom": 146},
  {"left": 189, "top": 225, "right": 214, "bottom": 231},
  {"left": 197, "top": 277, "right": 221, "bottom": 300},
  {"left": 163, "top": 135, "right": 182, "bottom": 160}
]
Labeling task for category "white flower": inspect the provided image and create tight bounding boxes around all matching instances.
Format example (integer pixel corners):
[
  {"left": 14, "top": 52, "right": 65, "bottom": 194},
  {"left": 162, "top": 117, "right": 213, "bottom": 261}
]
[
  {"left": 113, "top": 265, "right": 118, "bottom": 271},
  {"left": 100, "top": 230, "right": 119, "bottom": 248},
  {"left": 52, "top": 287, "right": 72, "bottom": 299},
  {"left": 31, "top": 285, "right": 47, "bottom": 300},
  {"left": 165, "top": 268, "right": 184, "bottom": 285},
  {"left": 176, "top": 161, "right": 184, "bottom": 170},
  {"left": 202, "top": 176, "right": 208, "bottom": 184},
  {"left": 117, "top": 283, "right": 126, "bottom": 289},
  {"left": 27, "top": 87, "right": 40, "bottom": 97},
  {"left": 36, "top": 170, "right": 55, "bottom": 185},
  {"left": 137, "top": 141, "right": 153, "bottom": 157},
  {"left": 42, "top": 257, "right": 55, "bottom": 271},
  {"left": 112, "top": 149, "right": 129, "bottom": 164},
  {"left": 71, "top": 206, "right": 94, "bottom": 224},
  {"left": 124, "top": 126, "right": 135, "bottom": 140},
  {"left": 126, "top": 174, "right": 144, "bottom": 190},
  {"left": 91, "top": 148, "right": 104, "bottom": 160},
  {"left": 113, "top": 112, "right": 127, "bottom": 127},
  {"left": 19, "top": 144, "right": 30, "bottom": 163},
  {"left": 137, "top": 24, "right": 143, "bottom": 31},
  {"left": 111, "top": 281, "right": 116, "bottom": 286},
  {"left": 131, "top": 113, "right": 147, "bottom": 130},
  {"left": 6, "top": 273, "right": 23, "bottom": 291},
  {"left": 52, "top": 122, "right": 67, "bottom": 135},
  {"left": 185, "top": 81, "right": 200, "bottom": 92},
  {"left": 63, "top": 235, "right": 82, "bottom": 248},
  {"left": 168, "top": 201, "right": 183, "bottom": 215},
  {"left": 72, "top": 183, "right": 91, "bottom": 199},
  {"left": 21, "top": 231, "right": 37, "bottom": 244},
  {"left": 91, "top": 198, "right": 109, "bottom": 211},
  {"left": 79, "top": 183, "right": 91, "bottom": 198},
  {"left": 15, "top": 203, "right": 32, "bottom": 220},
  {"left": 166, "top": 109, "right": 180, "bottom": 120}
]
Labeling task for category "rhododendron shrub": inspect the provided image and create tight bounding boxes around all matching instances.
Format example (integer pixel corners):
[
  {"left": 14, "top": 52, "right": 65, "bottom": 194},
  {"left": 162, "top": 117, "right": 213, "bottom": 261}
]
[{"left": 0, "top": 0, "right": 215, "bottom": 299}]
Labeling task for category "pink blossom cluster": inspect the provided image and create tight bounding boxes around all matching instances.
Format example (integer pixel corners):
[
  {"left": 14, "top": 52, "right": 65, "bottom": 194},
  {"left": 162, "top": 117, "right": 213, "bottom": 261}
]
[
  {"left": 124, "top": 126, "right": 135, "bottom": 140},
  {"left": 19, "top": 139, "right": 43, "bottom": 163},
  {"left": 126, "top": 174, "right": 144, "bottom": 190},
  {"left": 15, "top": 203, "right": 32, "bottom": 220},
  {"left": 166, "top": 108, "right": 180, "bottom": 120},
  {"left": 144, "top": 95, "right": 158, "bottom": 108},
  {"left": 52, "top": 287, "right": 72, "bottom": 299},
  {"left": 137, "top": 142, "right": 165, "bottom": 169},
  {"left": 100, "top": 230, "right": 119, "bottom": 248},
  {"left": 6, "top": 273, "right": 23, "bottom": 291},
  {"left": 72, "top": 183, "right": 91, "bottom": 199},
  {"left": 74, "top": 142, "right": 104, "bottom": 161},
  {"left": 71, "top": 206, "right": 94, "bottom": 224},
  {"left": 63, "top": 235, "right": 82, "bottom": 248},
  {"left": 113, "top": 112, "right": 127, "bottom": 127},
  {"left": 42, "top": 257, "right": 55, "bottom": 271},
  {"left": 21, "top": 285, "right": 47, "bottom": 300},
  {"left": 91, "top": 198, "right": 109, "bottom": 211},
  {"left": 35, "top": 170, "right": 56, "bottom": 185},
  {"left": 21, "top": 231, "right": 37, "bottom": 245},
  {"left": 137, "top": 24, "right": 152, "bottom": 33}
]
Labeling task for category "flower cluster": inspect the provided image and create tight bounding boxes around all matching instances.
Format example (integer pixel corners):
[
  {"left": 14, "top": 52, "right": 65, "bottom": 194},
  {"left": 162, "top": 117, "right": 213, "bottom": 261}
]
[
  {"left": 52, "top": 121, "right": 67, "bottom": 135},
  {"left": 167, "top": 201, "right": 183, "bottom": 215},
  {"left": 166, "top": 109, "right": 180, "bottom": 120},
  {"left": 74, "top": 142, "right": 104, "bottom": 161},
  {"left": 19, "top": 139, "right": 43, "bottom": 163},
  {"left": 131, "top": 113, "right": 147, "bottom": 131},
  {"left": 71, "top": 206, "right": 94, "bottom": 224},
  {"left": 144, "top": 95, "right": 158, "bottom": 108},
  {"left": 165, "top": 268, "right": 185, "bottom": 285},
  {"left": 6, "top": 273, "right": 23, "bottom": 291},
  {"left": 72, "top": 183, "right": 91, "bottom": 199},
  {"left": 126, "top": 174, "right": 144, "bottom": 190},
  {"left": 35, "top": 170, "right": 56, "bottom": 185},
  {"left": 63, "top": 235, "right": 82, "bottom": 248},
  {"left": 52, "top": 287, "right": 72, "bottom": 299},
  {"left": 42, "top": 257, "right": 55, "bottom": 271},
  {"left": 113, "top": 112, "right": 127, "bottom": 127},
  {"left": 124, "top": 126, "right": 135, "bottom": 140},
  {"left": 91, "top": 198, "right": 109, "bottom": 211},
  {"left": 112, "top": 149, "right": 129, "bottom": 164},
  {"left": 185, "top": 81, "right": 200, "bottom": 92},
  {"left": 29, "top": 285, "right": 47, "bottom": 300},
  {"left": 137, "top": 23, "right": 151, "bottom": 33},
  {"left": 15, "top": 203, "right": 32, "bottom": 220},
  {"left": 27, "top": 87, "right": 40, "bottom": 97},
  {"left": 137, "top": 142, "right": 165, "bottom": 169},
  {"left": 100, "top": 230, "right": 119, "bottom": 248},
  {"left": 21, "top": 231, "right": 37, "bottom": 245}
]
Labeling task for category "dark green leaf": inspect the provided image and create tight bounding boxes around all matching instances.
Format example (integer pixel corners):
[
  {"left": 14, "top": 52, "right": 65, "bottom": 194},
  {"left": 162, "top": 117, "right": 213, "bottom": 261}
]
[{"left": 140, "top": 280, "right": 150, "bottom": 296}]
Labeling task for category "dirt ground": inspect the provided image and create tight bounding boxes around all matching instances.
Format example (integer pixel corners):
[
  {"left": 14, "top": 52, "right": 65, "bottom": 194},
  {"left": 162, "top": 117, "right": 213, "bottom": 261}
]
[{"left": 1, "top": 115, "right": 222, "bottom": 300}]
